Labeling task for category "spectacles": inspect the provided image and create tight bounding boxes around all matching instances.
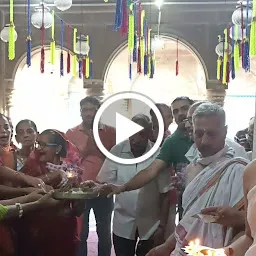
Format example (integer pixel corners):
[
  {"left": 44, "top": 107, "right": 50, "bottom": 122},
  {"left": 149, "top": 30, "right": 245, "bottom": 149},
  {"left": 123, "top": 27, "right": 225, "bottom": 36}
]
[
  {"left": 35, "top": 142, "right": 58, "bottom": 149},
  {"left": 183, "top": 117, "right": 192, "bottom": 124}
]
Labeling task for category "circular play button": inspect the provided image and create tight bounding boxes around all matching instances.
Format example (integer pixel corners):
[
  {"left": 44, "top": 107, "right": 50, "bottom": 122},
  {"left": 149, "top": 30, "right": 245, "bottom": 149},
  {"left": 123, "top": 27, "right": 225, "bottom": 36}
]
[{"left": 93, "top": 92, "right": 164, "bottom": 165}]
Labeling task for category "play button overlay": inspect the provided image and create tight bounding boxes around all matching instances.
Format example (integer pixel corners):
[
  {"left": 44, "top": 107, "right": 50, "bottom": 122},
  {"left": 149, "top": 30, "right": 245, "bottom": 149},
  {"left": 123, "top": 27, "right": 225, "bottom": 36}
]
[
  {"left": 116, "top": 113, "right": 144, "bottom": 145},
  {"left": 93, "top": 91, "right": 164, "bottom": 165}
]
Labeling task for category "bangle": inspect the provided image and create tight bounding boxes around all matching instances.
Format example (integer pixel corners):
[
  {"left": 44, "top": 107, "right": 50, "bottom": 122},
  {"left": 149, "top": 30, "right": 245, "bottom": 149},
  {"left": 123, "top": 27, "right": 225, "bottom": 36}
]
[
  {"left": 15, "top": 203, "right": 24, "bottom": 218},
  {"left": 0, "top": 205, "right": 8, "bottom": 220}
]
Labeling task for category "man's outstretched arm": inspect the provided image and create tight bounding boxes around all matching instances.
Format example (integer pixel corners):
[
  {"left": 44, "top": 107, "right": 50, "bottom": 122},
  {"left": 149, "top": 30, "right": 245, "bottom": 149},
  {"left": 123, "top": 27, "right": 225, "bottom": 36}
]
[{"left": 108, "top": 159, "right": 167, "bottom": 196}]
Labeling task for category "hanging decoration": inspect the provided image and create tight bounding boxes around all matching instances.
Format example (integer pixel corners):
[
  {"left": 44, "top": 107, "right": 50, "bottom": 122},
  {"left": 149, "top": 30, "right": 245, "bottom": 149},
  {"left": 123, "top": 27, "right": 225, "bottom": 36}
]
[
  {"left": 72, "top": 28, "right": 77, "bottom": 77},
  {"left": 216, "top": 36, "right": 223, "bottom": 81},
  {"left": 67, "top": 25, "right": 71, "bottom": 74},
  {"left": 0, "top": 24, "right": 18, "bottom": 43},
  {"left": 232, "top": 1, "right": 252, "bottom": 26},
  {"left": 250, "top": 0, "right": 256, "bottom": 56},
  {"left": 120, "top": 0, "right": 128, "bottom": 37},
  {"left": 54, "top": 0, "right": 73, "bottom": 12},
  {"left": 26, "top": 0, "right": 32, "bottom": 67},
  {"left": 113, "top": 0, "right": 155, "bottom": 79},
  {"left": 242, "top": 0, "right": 250, "bottom": 71},
  {"left": 85, "top": 36, "right": 90, "bottom": 79},
  {"left": 78, "top": 34, "right": 82, "bottom": 79},
  {"left": 40, "top": 4, "right": 45, "bottom": 73},
  {"left": 231, "top": 25, "right": 236, "bottom": 79},
  {"left": 176, "top": 38, "right": 179, "bottom": 76},
  {"left": 233, "top": 26, "right": 240, "bottom": 70},
  {"left": 114, "top": 0, "right": 123, "bottom": 32},
  {"left": 31, "top": 4, "right": 53, "bottom": 29},
  {"left": 8, "top": 0, "right": 15, "bottom": 60},
  {"left": 128, "top": 3, "right": 135, "bottom": 79},
  {"left": 60, "top": 19, "right": 64, "bottom": 76},
  {"left": 50, "top": 10, "right": 55, "bottom": 65}
]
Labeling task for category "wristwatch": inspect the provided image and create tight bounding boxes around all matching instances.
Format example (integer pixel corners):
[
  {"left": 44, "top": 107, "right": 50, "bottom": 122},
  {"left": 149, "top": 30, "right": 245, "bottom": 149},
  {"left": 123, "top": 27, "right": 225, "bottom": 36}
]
[{"left": 15, "top": 203, "right": 24, "bottom": 218}]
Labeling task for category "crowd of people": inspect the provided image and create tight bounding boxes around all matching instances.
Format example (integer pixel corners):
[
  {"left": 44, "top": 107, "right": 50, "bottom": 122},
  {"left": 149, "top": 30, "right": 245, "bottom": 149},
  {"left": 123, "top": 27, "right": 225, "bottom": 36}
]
[{"left": 0, "top": 95, "right": 255, "bottom": 256}]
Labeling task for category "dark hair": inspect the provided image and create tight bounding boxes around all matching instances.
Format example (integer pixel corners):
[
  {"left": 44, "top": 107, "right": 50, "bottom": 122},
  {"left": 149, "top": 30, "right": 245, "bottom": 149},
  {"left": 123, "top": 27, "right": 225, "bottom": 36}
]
[
  {"left": 150, "top": 103, "right": 172, "bottom": 117},
  {"left": 171, "top": 96, "right": 194, "bottom": 106},
  {"left": 15, "top": 119, "right": 38, "bottom": 133},
  {"left": 80, "top": 96, "right": 101, "bottom": 109},
  {"left": 132, "top": 114, "right": 152, "bottom": 131},
  {"left": 41, "top": 129, "right": 67, "bottom": 158}
]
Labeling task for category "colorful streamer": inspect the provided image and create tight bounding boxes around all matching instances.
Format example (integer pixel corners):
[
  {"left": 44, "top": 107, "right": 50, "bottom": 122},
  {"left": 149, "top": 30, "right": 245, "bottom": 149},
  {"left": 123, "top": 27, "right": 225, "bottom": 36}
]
[
  {"left": 67, "top": 25, "right": 71, "bottom": 74},
  {"left": 251, "top": 0, "right": 256, "bottom": 56},
  {"left": 60, "top": 20, "right": 64, "bottom": 76},
  {"left": 120, "top": 0, "right": 128, "bottom": 37},
  {"left": 243, "top": 0, "right": 250, "bottom": 71},
  {"left": 176, "top": 38, "right": 179, "bottom": 76},
  {"left": 114, "top": 0, "right": 123, "bottom": 31},
  {"left": 231, "top": 27, "right": 236, "bottom": 79},
  {"left": 8, "top": 0, "right": 15, "bottom": 60},
  {"left": 50, "top": 10, "right": 55, "bottom": 65},
  {"left": 40, "top": 4, "right": 45, "bottom": 73},
  {"left": 222, "top": 30, "right": 228, "bottom": 85},
  {"left": 234, "top": 26, "right": 240, "bottom": 71},
  {"left": 72, "top": 28, "right": 77, "bottom": 77},
  {"left": 26, "top": 0, "right": 32, "bottom": 67}
]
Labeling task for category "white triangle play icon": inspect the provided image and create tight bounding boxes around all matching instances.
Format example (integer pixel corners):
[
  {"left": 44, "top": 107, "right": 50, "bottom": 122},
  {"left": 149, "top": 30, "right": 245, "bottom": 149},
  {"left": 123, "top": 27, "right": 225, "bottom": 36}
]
[{"left": 115, "top": 113, "right": 144, "bottom": 145}]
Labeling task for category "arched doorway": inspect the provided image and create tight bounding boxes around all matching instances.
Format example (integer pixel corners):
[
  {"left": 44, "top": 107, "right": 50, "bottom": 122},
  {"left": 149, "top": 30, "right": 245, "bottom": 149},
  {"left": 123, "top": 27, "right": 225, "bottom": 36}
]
[
  {"left": 104, "top": 36, "right": 207, "bottom": 131},
  {"left": 10, "top": 48, "right": 85, "bottom": 133}
]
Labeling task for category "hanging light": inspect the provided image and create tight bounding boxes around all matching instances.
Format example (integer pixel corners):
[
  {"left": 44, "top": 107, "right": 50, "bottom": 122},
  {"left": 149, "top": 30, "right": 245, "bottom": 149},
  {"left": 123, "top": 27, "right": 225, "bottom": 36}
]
[
  {"left": 232, "top": 1, "right": 253, "bottom": 26},
  {"left": 229, "top": 25, "right": 247, "bottom": 40},
  {"left": 75, "top": 35, "right": 90, "bottom": 55},
  {"left": 54, "top": 0, "right": 72, "bottom": 11},
  {"left": 215, "top": 40, "right": 232, "bottom": 56},
  {"left": 0, "top": 24, "right": 18, "bottom": 42},
  {"left": 31, "top": 4, "right": 53, "bottom": 29}
]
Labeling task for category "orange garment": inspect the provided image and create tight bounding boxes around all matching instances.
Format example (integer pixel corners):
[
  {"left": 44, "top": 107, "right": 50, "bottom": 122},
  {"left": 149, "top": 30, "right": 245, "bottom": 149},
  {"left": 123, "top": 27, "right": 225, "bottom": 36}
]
[
  {"left": 0, "top": 150, "right": 17, "bottom": 256},
  {"left": 66, "top": 123, "right": 116, "bottom": 181}
]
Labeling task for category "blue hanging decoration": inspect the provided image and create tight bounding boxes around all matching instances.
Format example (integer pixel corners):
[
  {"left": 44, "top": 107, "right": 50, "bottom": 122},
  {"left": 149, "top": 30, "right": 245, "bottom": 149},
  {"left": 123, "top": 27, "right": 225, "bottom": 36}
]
[
  {"left": 243, "top": 0, "right": 250, "bottom": 71},
  {"left": 149, "top": 53, "right": 154, "bottom": 78},
  {"left": 114, "top": 0, "right": 123, "bottom": 31},
  {"left": 132, "top": 2, "right": 137, "bottom": 62},
  {"left": 129, "top": 62, "right": 132, "bottom": 79},
  {"left": 143, "top": 22, "right": 148, "bottom": 75},
  {"left": 26, "top": 0, "right": 32, "bottom": 67},
  {"left": 78, "top": 33, "right": 82, "bottom": 78},
  {"left": 60, "top": 19, "right": 64, "bottom": 76},
  {"left": 231, "top": 25, "right": 235, "bottom": 79}
]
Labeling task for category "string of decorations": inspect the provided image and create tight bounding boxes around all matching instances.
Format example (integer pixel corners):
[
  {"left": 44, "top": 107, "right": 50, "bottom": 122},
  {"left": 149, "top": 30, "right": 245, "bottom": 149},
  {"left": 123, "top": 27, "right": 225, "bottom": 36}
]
[
  {"left": 1, "top": 2, "right": 92, "bottom": 79},
  {"left": 215, "top": 0, "right": 256, "bottom": 85},
  {"left": 114, "top": 0, "right": 155, "bottom": 80}
]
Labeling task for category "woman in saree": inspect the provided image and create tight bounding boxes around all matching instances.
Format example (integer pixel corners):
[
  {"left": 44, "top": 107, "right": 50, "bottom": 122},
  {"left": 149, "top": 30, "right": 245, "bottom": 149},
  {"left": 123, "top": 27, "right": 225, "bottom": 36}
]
[
  {"left": 15, "top": 119, "right": 38, "bottom": 171},
  {"left": 20, "top": 129, "right": 83, "bottom": 256}
]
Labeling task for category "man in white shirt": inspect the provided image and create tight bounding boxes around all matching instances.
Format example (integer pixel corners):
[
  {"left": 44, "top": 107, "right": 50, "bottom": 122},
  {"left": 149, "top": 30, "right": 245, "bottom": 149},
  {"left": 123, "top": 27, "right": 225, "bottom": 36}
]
[
  {"left": 97, "top": 114, "right": 171, "bottom": 256},
  {"left": 184, "top": 101, "right": 249, "bottom": 161}
]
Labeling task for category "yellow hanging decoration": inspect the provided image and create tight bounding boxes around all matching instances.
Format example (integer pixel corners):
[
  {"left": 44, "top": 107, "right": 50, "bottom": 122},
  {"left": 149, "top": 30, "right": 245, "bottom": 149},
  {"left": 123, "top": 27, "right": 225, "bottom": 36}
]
[
  {"left": 234, "top": 26, "right": 240, "bottom": 70},
  {"left": 72, "top": 28, "right": 77, "bottom": 77},
  {"left": 140, "top": 10, "right": 145, "bottom": 66},
  {"left": 250, "top": 0, "right": 256, "bottom": 56},
  {"left": 222, "top": 29, "right": 228, "bottom": 85},
  {"left": 128, "top": 4, "right": 134, "bottom": 52},
  {"left": 50, "top": 10, "right": 55, "bottom": 65},
  {"left": 72, "top": 55, "right": 77, "bottom": 77},
  {"left": 8, "top": 0, "right": 15, "bottom": 60},
  {"left": 85, "top": 35, "right": 90, "bottom": 79}
]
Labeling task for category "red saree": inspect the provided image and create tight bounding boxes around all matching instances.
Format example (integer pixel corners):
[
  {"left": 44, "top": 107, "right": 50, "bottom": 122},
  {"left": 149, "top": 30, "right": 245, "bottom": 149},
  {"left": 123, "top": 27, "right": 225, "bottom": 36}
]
[
  {"left": 0, "top": 150, "right": 17, "bottom": 256},
  {"left": 18, "top": 131, "right": 81, "bottom": 256}
]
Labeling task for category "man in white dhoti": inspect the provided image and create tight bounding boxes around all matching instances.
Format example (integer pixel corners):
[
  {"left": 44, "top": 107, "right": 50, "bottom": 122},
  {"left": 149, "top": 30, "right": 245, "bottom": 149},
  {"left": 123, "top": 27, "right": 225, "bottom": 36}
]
[{"left": 146, "top": 103, "right": 248, "bottom": 256}]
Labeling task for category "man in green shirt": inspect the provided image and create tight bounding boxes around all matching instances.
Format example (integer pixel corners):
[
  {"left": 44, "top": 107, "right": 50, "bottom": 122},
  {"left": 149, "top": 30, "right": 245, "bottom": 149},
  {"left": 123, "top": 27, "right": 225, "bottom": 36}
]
[{"left": 107, "top": 96, "right": 194, "bottom": 219}]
